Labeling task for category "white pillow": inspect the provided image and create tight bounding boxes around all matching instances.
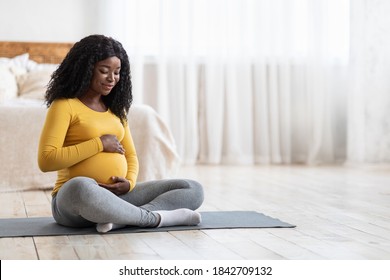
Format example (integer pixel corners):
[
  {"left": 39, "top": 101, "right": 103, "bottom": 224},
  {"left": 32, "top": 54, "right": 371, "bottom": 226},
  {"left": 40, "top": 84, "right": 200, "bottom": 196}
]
[
  {"left": 0, "top": 65, "right": 18, "bottom": 103},
  {"left": 0, "top": 53, "right": 30, "bottom": 69},
  {"left": 17, "top": 69, "right": 54, "bottom": 100},
  {"left": 26, "top": 60, "right": 58, "bottom": 72}
]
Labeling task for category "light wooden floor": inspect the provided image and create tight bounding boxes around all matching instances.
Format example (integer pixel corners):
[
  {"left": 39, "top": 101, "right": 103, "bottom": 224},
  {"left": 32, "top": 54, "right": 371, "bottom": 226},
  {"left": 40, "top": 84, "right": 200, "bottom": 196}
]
[{"left": 1, "top": 164, "right": 390, "bottom": 260}]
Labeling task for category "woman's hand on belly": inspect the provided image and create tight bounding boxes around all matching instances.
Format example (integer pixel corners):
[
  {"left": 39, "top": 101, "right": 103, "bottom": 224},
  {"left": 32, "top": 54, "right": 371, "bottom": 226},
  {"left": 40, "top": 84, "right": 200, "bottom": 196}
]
[
  {"left": 100, "top": 134, "right": 125, "bottom": 154},
  {"left": 98, "top": 176, "right": 130, "bottom": 195}
]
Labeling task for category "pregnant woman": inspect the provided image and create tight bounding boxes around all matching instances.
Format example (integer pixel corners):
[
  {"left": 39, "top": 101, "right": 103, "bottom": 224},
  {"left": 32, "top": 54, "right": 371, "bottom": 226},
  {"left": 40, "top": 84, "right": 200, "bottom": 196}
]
[{"left": 38, "top": 35, "right": 204, "bottom": 233}]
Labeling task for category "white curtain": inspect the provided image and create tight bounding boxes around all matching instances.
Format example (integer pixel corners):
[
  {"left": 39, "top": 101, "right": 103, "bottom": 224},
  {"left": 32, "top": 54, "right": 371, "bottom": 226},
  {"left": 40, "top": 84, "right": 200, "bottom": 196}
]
[
  {"left": 96, "top": 0, "right": 389, "bottom": 165},
  {"left": 348, "top": 0, "right": 390, "bottom": 164}
]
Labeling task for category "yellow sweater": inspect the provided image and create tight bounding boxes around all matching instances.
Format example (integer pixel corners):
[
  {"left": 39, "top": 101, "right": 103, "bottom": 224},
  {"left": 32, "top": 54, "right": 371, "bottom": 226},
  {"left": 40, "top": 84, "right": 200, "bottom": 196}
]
[{"left": 38, "top": 98, "right": 139, "bottom": 196}]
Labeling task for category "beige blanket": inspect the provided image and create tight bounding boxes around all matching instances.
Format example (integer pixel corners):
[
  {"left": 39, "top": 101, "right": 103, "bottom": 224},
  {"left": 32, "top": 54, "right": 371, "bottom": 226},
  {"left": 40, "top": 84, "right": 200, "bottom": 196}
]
[{"left": 0, "top": 103, "right": 180, "bottom": 192}]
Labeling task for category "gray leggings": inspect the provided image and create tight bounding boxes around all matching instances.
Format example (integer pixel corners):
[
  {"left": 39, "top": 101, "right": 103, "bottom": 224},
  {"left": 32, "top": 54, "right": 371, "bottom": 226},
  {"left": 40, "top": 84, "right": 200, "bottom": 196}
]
[{"left": 51, "top": 176, "right": 204, "bottom": 228}]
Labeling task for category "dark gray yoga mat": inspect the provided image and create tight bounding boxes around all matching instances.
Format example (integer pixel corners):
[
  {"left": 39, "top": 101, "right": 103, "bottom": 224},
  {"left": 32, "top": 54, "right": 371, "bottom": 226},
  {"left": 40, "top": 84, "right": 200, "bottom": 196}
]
[{"left": 0, "top": 211, "right": 295, "bottom": 238}]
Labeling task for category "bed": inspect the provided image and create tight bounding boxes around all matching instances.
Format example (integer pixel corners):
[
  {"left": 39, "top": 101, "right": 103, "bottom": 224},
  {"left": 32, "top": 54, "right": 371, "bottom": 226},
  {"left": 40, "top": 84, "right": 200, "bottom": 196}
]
[{"left": 0, "top": 41, "right": 180, "bottom": 192}]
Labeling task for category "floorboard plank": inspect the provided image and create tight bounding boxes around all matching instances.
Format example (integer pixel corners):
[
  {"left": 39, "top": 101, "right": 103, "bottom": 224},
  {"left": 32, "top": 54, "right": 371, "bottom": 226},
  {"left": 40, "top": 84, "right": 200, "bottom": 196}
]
[
  {"left": 170, "top": 230, "right": 243, "bottom": 259},
  {"left": 33, "top": 236, "right": 80, "bottom": 260},
  {"left": 0, "top": 237, "right": 38, "bottom": 260}
]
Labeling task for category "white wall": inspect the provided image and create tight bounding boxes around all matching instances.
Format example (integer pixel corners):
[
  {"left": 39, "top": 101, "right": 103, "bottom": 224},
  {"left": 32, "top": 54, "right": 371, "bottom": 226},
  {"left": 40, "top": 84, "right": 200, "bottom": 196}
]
[{"left": 0, "top": 0, "right": 101, "bottom": 42}]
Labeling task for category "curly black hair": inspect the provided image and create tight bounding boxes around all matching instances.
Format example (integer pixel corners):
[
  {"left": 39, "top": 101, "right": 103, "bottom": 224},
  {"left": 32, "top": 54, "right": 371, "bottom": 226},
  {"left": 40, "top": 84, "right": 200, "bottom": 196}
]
[{"left": 45, "top": 34, "right": 132, "bottom": 123}]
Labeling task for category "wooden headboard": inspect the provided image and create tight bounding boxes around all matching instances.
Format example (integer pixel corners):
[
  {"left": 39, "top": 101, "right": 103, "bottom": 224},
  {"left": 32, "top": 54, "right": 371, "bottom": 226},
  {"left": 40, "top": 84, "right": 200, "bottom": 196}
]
[{"left": 0, "top": 41, "right": 74, "bottom": 64}]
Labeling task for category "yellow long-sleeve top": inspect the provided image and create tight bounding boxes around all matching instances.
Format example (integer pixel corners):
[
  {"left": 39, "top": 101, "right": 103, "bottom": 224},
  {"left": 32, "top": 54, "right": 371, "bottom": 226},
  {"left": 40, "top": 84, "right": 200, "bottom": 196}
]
[{"left": 38, "top": 98, "right": 139, "bottom": 196}]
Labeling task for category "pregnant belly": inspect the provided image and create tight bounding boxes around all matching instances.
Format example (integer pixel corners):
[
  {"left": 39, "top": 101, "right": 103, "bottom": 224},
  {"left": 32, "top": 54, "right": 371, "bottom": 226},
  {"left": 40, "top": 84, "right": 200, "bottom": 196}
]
[{"left": 68, "top": 153, "right": 127, "bottom": 184}]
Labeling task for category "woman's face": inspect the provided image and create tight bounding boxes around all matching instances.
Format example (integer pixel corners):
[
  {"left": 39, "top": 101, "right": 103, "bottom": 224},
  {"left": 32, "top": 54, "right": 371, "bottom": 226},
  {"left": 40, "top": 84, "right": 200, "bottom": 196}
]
[{"left": 89, "top": 56, "right": 121, "bottom": 96}]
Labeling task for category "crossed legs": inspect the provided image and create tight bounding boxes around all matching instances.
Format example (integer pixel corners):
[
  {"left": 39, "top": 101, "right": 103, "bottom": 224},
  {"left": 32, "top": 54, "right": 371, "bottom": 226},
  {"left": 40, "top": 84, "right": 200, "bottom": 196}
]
[{"left": 51, "top": 177, "right": 204, "bottom": 232}]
